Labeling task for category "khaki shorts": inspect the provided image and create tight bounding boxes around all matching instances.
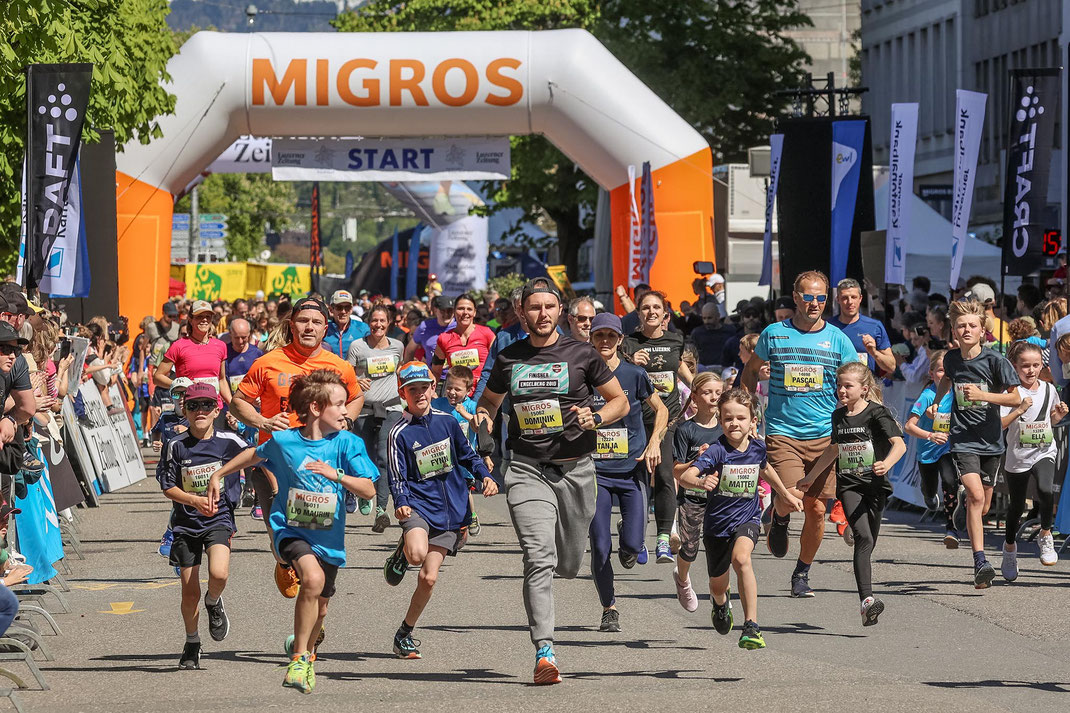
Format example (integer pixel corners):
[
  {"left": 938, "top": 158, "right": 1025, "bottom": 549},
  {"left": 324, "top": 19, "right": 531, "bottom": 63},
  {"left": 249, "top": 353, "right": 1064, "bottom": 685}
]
[{"left": 766, "top": 434, "right": 837, "bottom": 500}]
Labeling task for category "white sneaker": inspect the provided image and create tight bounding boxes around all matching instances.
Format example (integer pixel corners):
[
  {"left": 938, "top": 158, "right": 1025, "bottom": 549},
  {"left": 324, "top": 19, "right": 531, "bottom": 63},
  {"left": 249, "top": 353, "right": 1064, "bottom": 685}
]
[
  {"left": 860, "top": 596, "right": 884, "bottom": 626},
  {"left": 1001, "top": 545, "right": 1019, "bottom": 582},
  {"left": 1038, "top": 532, "right": 1058, "bottom": 566},
  {"left": 668, "top": 521, "right": 681, "bottom": 555},
  {"left": 673, "top": 567, "right": 699, "bottom": 612}
]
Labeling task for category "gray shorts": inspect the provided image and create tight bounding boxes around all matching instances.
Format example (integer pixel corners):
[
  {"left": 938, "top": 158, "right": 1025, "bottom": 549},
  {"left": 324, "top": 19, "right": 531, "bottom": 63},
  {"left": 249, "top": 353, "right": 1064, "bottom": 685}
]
[
  {"left": 677, "top": 499, "right": 705, "bottom": 562},
  {"left": 401, "top": 513, "right": 463, "bottom": 554}
]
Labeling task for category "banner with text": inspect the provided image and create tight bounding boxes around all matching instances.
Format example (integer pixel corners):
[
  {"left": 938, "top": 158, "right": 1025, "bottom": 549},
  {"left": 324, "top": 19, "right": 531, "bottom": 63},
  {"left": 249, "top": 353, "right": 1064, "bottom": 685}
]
[
  {"left": 830, "top": 120, "right": 866, "bottom": 284},
  {"left": 272, "top": 137, "right": 510, "bottom": 182},
  {"left": 950, "top": 90, "right": 987, "bottom": 289},
  {"left": 759, "top": 134, "right": 784, "bottom": 287},
  {"left": 1002, "top": 69, "right": 1060, "bottom": 277},
  {"left": 884, "top": 103, "right": 919, "bottom": 286},
  {"left": 427, "top": 215, "right": 489, "bottom": 295},
  {"left": 627, "top": 165, "right": 642, "bottom": 287}
]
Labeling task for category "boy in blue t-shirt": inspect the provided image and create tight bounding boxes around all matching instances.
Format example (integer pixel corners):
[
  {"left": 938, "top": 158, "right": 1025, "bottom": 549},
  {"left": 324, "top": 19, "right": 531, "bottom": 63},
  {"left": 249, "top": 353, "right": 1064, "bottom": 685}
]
[
  {"left": 207, "top": 369, "right": 378, "bottom": 695},
  {"left": 159, "top": 383, "right": 248, "bottom": 670}
]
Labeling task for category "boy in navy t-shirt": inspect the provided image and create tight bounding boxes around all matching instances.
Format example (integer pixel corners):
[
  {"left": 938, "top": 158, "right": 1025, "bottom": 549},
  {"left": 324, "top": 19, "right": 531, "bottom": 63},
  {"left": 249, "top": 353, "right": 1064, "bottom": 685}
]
[
  {"left": 155, "top": 377, "right": 192, "bottom": 560},
  {"left": 158, "top": 383, "right": 248, "bottom": 670},
  {"left": 206, "top": 369, "right": 378, "bottom": 695}
]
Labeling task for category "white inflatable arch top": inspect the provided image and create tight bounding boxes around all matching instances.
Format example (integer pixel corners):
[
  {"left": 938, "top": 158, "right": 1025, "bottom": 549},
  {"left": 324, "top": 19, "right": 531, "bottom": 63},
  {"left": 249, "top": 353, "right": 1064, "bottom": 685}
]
[{"left": 115, "top": 30, "right": 714, "bottom": 322}]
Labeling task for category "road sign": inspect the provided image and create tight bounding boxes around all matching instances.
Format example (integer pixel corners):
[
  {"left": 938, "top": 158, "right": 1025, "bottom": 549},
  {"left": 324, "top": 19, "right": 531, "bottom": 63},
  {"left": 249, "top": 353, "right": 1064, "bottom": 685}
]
[
  {"left": 200, "top": 230, "right": 226, "bottom": 239},
  {"left": 172, "top": 213, "right": 191, "bottom": 224},
  {"left": 200, "top": 213, "right": 226, "bottom": 222},
  {"left": 199, "top": 222, "right": 226, "bottom": 231}
]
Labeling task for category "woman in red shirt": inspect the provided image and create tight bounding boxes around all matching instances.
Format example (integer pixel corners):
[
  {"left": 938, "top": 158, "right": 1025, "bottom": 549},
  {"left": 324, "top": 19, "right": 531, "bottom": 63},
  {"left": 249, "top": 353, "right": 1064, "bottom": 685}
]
[{"left": 432, "top": 293, "right": 496, "bottom": 395}]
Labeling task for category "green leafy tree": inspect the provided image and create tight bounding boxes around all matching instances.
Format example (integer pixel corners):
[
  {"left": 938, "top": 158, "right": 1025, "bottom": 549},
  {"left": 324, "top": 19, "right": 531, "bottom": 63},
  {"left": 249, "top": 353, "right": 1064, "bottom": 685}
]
[
  {"left": 175, "top": 173, "right": 298, "bottom": 261},
  {"left": 0, "top": 0, "right": 177, "bottom": 273}
]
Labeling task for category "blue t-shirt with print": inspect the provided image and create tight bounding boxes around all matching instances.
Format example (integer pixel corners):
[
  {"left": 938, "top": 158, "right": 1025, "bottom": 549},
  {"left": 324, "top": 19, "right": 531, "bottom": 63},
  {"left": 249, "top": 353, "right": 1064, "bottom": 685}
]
[
  {"left": 910, "top": 384, "right": 953, "bottom": 464},
  {"left": 431, "top": 396, "right": 478, "bottom": 480},
  {"left": 592, "top": 360, "right": 653, "bottom": 475},
  {"left": 691, "top": 435, "right": 767, "bottom": 538},
  {"left": 755, "top": 319, "right": 857, "bottom": 439},
  {"left": 256, "top": 429, "right": 378, "bottom": 567},
  {"left": 828, "top": 314, "right": 891, "bottom": 373}
]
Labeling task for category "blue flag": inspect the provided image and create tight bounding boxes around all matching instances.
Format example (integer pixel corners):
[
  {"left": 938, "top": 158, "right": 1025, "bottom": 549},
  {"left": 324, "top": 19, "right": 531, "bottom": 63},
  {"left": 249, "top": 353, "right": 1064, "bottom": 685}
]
[
  {"left": 389, "top": 226, "right": 400, "bottom": 300},
  {"left": 344, "top": 250, "right": 354, "bottom": 279},
  {"left": 829, "top": 120, "right": 866, "bottom": 284},
  {"left": 14, "top": 435, "right": 65, "bottom": 584}
]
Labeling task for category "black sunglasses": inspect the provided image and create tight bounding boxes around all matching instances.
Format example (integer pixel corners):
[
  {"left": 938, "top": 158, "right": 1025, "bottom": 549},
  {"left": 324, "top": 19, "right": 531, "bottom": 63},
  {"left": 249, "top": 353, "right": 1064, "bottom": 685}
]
[
  {"left": 0, "top": 344, "right": 21, "bottom": 356},
  {"left": 184, "top": 399, "right": 217, "bottom": 412}
]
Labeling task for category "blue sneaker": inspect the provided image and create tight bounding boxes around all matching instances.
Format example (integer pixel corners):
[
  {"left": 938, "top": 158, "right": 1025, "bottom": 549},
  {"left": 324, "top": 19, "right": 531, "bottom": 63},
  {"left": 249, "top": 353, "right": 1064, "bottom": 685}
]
[
  {"left": 533, "top": 645, "right": 561, "bottom": 685},
  {"left": 158, "top": 528, "right": 173, "bottom": 558},
  {"left": 173, "top": 566, "right": 181, "bottom": 577},
  {"left": 637, "top": 544, "right": 649, "bottom": 565},
  {"left": 655, "top": 539, "right": 675, "bottom": 564},
  {"left": 345, "top": 492, "right": 358, "bottom": 514}
]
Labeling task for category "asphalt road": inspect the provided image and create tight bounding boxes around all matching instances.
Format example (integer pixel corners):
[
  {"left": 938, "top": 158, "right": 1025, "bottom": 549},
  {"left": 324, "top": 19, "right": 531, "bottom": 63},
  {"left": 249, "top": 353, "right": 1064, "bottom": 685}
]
[{"left": 19, "top": 460, "right": 1070, "bottom": 712}]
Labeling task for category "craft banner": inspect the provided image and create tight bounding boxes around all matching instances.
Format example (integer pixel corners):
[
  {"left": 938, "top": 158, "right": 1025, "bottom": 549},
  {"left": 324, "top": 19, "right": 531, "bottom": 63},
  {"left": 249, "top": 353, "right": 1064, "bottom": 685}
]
[
  {"left": 829, "top": 120, "right": 867, "bottom": 284},
  {"left": 272, "top": 137, "right": 510, "bottom": 181},
  {"left": 22, "top": 63, "right": 92, "bottom": 290},
  {"left": 17, "top": 157, "right": 91, "bottom": 297},
  {"left": 1002, "top": 69, "right": 1060, "bottom": 277},
  {"left": 950, "top": 90, "right": 987, "bottom": 289},
  {"left": 427, "top": 215, "right": 489, "bottom": 295},
  {"left": 759, "top": 134, "right": 784, "bottom": 287},
  {"left": 884, "top": 103, "right": 919, "bottom": 286}
]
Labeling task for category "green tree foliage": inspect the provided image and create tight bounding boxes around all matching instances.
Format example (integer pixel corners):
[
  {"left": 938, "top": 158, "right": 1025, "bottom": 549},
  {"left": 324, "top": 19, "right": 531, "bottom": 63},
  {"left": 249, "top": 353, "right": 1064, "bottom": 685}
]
[
  {"left": 175, "top": 173, "right": 298, "bottom": 261},
  {"left": 0, "top": 0, "right": 177, "bottom": 273},
  {"left": 333, "top": 0, "right": 811, "bottom": 279}
]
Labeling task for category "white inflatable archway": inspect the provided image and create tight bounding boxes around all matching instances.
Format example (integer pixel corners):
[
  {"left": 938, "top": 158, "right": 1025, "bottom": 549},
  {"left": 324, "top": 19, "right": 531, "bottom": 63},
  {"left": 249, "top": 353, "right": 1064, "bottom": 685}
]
[{"left": 116, "top": 30, "right": 714, "bottom": 320}]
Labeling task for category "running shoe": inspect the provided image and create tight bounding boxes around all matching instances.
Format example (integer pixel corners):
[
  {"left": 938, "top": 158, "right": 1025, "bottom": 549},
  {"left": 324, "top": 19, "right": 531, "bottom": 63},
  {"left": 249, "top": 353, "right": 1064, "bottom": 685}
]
[
  {"left": 393, "top": 629, "right": 422, "bottom": 659},
  {"left": 1000, "top": 546, "right": 1018, "bottom": 582},
  {"left": 204, "top": 594, "right": 230, "bottom": 641},
  {"left": 306, "top": 657, "right": 316, "bottom": 691},
  {"left": 974, "top": 560, "right": 996, "bottom": 589},
  {"left": 672, "top": 567, "right": 699, "bottom": 612},
  {"left": 711, "top": 588, "right": 733, "bottom": 635},
  {"left": 943, "top": 529, "right": 960, "bottom": 549},
  {"left": 174, "top": 566, "right": 181, "bottom": 577},
  {"left": 178, "top": 641, "right": 201, "bottom": 670},
  {"left": 860, "top": 596, "right": 884, "bottom": 627},
  {"left": 283, "top": 653, "right": 313, "bottom": 694},
  {"left": 469, "top": 512, "right": 481, "bottom": 536},
  {"left": 275, "top": 563, "right": 300, "bottom": 598},
  {"left": 599, "top": 608, "right": 620, "bottom": 633},
  {"left": 533, "top": 645, "right": 561, "bottom": 685},
  {"left": 372, "top": 507, "right": 391, "bottom": 534},
  {"left": 618, "top": 548, "right": 638, "bottom": 570},
  {"left": 761, "top": 503, "right": 773, "bottom": 536},
  {"left": 843, "top": 524, "right": 855, "bottom": 547},
  {"left": 669, "top": 521, "right": 681, "bottom": 555},
  {"left": 345, "top": 492, "right": 357, "bottom": 514},
  {"left": 285, "top": 634, "right": 295, "bottom": 657},
  {"left": 1039, "top": 532, "right": 1058, "bottom": 566},
  {"left": 384, "top": 537, "right": 408, "bottom": 586},
  {"left": 738, "top": 621, "right": 765, "bottom": 650},
  {"left": 251, "top": 505, "right": 263, "bottom": 521},
  {"left": 655, "top": 539, "right": 674, "bottom": 564},
  {"left": 829, "top": 499, "right": 846, "bottom": 527},
  {"left": 767, "top": 515, "right": 789, "bottom": 558},
  {"left": 358, "top": 498, "right": 372, "bottom": 516},
  {"left": 790, "top": 573, "right": 815, "bottom": 598},
  {"left": 158, "top": 528, "right": 174, "bottom": 558},
  {"left": 636, "top": 544, "right": 648, "bottom": 565}
]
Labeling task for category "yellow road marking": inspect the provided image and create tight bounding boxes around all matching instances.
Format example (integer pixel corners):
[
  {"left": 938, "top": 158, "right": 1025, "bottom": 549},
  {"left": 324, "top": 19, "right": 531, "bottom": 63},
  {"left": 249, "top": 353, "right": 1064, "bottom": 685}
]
[{"left": 100, "top": 602, "right": 145, "bottom": 615}]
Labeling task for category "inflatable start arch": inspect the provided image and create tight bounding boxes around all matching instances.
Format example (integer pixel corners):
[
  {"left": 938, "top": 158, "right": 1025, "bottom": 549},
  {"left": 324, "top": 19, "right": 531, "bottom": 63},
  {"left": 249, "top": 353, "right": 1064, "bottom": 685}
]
[{"left": 116, "top": 29, "right": 714, "bottom": 321}]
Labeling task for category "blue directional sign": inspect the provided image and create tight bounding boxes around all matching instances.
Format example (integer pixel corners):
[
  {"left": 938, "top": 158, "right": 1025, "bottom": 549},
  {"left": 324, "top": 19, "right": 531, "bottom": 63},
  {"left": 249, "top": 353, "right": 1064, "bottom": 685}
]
[
  {"left": 199, "top": 222, "right": 226, "bottom": 231},
  {"left": 199, "top": 230, "right": 226, "bottom": 239}
]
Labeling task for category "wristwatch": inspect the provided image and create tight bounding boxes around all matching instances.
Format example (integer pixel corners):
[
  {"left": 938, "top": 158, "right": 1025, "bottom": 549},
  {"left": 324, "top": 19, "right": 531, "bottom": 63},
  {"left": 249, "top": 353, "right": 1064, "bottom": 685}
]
[
  {"left": 592, "top": 412, "right": 603, "bottom": 427},
  {"left": 334, "top": 469, "right": 346, "bottom": 483},
  {"left": 1, "top": 414, "right": 16, "bottom": 428}
]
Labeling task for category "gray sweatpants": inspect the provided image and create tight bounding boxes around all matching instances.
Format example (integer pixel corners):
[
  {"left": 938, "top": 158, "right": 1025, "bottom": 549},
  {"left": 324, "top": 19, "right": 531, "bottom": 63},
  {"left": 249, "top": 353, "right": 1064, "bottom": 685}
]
[{"left": 505, "top": 454, "right": 598, "bottom": 649}]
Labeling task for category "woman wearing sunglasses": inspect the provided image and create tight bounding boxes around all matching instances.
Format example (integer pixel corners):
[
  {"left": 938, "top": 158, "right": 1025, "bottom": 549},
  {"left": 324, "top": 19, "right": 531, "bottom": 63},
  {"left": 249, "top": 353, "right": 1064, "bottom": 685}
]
[{"left": 154, "top": 300, "right": 231, "bottom": 407}]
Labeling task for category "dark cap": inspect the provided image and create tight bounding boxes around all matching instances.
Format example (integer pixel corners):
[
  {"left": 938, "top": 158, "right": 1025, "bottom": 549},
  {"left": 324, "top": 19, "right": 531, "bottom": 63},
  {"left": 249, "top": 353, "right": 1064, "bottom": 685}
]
[
  {"left": 291, "top": 296, "right": 329, "bottom": 319},
  {"left": 432, "top": 296, "right": 454, "bottom": 311},
  {"left": 0, "top": 287, "right": 31, "bottom": 317},
  {"left": 590, "top": 312, "right": 623, "bottom": 335},
  {"left": 0, "top": 321, "right": 29, "bottom": 346},
  {"left": 774, "top": 295, "right": 795, "bottom": 311},
  {"left": 162, "top": 301, "right": 179, "bottom": 317},
  {"left": 520, "top": 277, "right": 562, "bottom": 305}
]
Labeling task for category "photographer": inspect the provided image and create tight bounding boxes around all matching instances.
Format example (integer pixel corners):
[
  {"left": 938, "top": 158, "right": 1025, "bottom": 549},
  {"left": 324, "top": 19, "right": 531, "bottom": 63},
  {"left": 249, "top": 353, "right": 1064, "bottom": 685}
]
[{"left": 898, "top": 313, "right": 933, "bottom": 400}]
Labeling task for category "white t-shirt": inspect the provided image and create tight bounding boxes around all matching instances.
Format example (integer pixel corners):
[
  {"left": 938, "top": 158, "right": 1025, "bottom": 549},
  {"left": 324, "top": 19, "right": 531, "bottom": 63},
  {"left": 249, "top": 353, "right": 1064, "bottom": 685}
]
[{"left": 1000, "top": 381, "right": 1059, "bottom": 473}]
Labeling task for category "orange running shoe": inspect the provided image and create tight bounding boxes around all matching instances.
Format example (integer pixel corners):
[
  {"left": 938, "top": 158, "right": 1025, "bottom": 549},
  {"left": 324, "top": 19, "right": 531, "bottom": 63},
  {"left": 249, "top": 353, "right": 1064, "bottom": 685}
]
[
  {"left": 533, "top": 645, "right": 561, "bottom": 685},
  {"left": 275, "top": 563, "right": 300, "bottom": 598},
  {"left": 828, "top": 500, "right": 848, "bottom": 536}
]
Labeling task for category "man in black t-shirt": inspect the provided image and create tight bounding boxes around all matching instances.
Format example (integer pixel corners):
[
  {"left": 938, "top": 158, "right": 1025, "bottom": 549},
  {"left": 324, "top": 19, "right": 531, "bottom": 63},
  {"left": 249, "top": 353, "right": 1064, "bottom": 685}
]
[
  {"left": 0, "top": 319, "right": 36, "bottom": 480},
  {"left": 477, "top": 278, "right": 628, "bottom": 686}
]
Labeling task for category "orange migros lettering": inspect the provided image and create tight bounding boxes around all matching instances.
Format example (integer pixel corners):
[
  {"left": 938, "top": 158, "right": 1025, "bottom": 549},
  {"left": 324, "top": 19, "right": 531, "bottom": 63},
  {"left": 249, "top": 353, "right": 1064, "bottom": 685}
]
[
  {"left": 252, "top": 58, "right": 307, "bottom": 105},
  {"left": 485, "top": 58, "right": 523, "bottom": 106},
  {"left": 432, "top": 59, "right": 478, "bottom": 107},
  {"left": 337, "top": 59, "right": 379, "bottom": 106},
  {"left": 316, "top": 59, "right": 329, "bottom": 106},
  {"left": 389, "top": 59, "right": 428, "bottom": 106}
]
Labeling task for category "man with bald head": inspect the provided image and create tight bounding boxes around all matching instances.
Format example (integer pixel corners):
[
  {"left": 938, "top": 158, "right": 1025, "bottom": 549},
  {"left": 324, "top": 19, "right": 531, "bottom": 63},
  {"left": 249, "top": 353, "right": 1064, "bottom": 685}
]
[
  {"left": 223, "top": 318, "right": 263, "bottom": 409},
  {"left": 688, "top": 302, "right": 737, "bottom": 368}
]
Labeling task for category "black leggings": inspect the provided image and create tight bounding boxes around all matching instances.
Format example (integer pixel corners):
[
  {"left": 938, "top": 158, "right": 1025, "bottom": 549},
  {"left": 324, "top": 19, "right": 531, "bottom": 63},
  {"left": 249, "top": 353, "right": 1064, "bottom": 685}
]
[
  {"left": 644, "top": 421, "right": 676, "bottom": 536},
  {"left": 840, "top": 487, "right": 887, "bottom": 601},
  {"left": 917, "top": 454, "right": 959, "bottom": 530},
  {"left": 1005, "top": 459, "right": 1056, "bottom": 544}
]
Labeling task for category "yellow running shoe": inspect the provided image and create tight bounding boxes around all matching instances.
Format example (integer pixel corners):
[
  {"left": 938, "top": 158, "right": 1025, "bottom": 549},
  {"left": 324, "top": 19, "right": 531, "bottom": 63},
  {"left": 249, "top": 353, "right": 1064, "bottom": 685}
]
[{"left": 283, "top": 653, "right": 313, "bottom": 694}]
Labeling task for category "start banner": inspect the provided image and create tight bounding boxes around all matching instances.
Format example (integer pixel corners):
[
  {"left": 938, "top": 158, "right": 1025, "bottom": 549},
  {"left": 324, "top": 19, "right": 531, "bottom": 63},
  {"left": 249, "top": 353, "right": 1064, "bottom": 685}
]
[{"left": 272, "top": 137, "right": 510, "bottom": 182}]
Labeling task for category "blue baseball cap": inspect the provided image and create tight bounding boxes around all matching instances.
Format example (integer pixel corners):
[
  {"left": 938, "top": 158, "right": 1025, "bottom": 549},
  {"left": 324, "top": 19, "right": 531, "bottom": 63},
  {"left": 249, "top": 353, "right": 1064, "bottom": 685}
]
[
  {"left": 590, "top": 312, "right": 623, "bottom": 335},
  {"left": 397, "top": 361, "right": 434, "bottom": 390}
]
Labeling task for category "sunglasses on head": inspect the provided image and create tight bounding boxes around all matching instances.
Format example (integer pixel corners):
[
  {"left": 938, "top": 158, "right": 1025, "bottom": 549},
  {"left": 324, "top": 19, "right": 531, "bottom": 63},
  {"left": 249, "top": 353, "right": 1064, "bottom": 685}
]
[
  {"left": 0, "top": 344, "right": 21, "bottom": 356},
  {"left": 795, "top": 292, "right": 828, "bottom": 304},
  {"left": 185, "top": 399, "right": 217, "bottom": 412}
]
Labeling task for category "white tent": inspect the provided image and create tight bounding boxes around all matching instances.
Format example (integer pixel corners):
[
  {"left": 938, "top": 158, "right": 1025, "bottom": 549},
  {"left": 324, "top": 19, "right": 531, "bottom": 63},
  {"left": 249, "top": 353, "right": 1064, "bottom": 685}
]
[{"left": 874, "top": 183, "right": 1013, "bottom": 295}]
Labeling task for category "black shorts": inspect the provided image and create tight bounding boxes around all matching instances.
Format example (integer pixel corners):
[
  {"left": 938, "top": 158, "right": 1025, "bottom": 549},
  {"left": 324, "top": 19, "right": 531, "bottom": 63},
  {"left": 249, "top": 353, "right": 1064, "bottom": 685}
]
[
  {"left": 703, "top": 521, "right": 760, "bottom": 578},
  {"left": 401, "top": 513, "right": 464, "bottom": 555},
  {"left": 170, "top": 528, "right": 232, "bottom": 568},
  {"left": 951, "top": 452, "right": 1001, "bottom": 487},
  {"left": 277, "top": 538, "right": 339, "bottom": 598}
]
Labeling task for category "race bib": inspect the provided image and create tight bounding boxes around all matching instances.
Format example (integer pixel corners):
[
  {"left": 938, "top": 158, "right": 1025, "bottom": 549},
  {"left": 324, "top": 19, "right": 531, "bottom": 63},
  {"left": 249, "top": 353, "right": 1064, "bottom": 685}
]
[
  {"left": 415, "top": 438, "right": 453, "bottom": 479},
  {"left": 285, "top": 488, "right": 338, "bottom": 530},
  {"left": 954, "top": 383, "right": 986, "bottom": 410},
  {"left": 932, "top": 411, "right": 951, "bottom": 433},
  {"left": 366, "top": 354, "right": 398, "bottom": 378},
  {"left": 460, "top": 420, "right": 470, "bottom": 438},
  {"left": 649, "top": 371, "right": 675, "bottom": 393},
  {"left": 228, "top": 374, "right": 244, "bottom": 391},
  {"left": 594, "top": 427, "right": 629, "bottom": 460},
  {"left": 1020, "top": 420, "right": 1053, "bottom": 448},
  {"left": 719, "top": 463, "right": 760, "bottom": 498},
  {"left": 838, "top": 441, "right": 874, "bottom": 474},
  {"left": 181, "top": 461, "right": 220, "bottom": 494},
  {"left": 784, "top": 364, "right": 823, "bottom": 392},
  {"left": 510, "top": 363, "right": 569, "bottom": 396},
  {"left": 514, "top": 399, "right": 564, "bottom": 434},
  {"left": 450, "top": 348, "right": 480, "bottom": 369}
]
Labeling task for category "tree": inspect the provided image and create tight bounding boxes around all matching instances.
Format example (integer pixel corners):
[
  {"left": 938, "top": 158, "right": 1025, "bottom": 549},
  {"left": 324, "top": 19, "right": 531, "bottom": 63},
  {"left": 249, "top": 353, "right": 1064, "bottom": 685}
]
[
  {"left": 175, "top": 173, "right": 298, "bottom": 261},
  {"left": 0, "top": 0, "right": 177, "bottom": 273}
]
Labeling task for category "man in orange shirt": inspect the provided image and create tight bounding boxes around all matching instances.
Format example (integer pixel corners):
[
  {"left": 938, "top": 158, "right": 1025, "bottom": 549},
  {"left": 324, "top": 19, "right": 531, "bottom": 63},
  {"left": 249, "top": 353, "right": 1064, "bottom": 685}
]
[{"left": 231, "top": 297, "right": 364, "bottom": 597}]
